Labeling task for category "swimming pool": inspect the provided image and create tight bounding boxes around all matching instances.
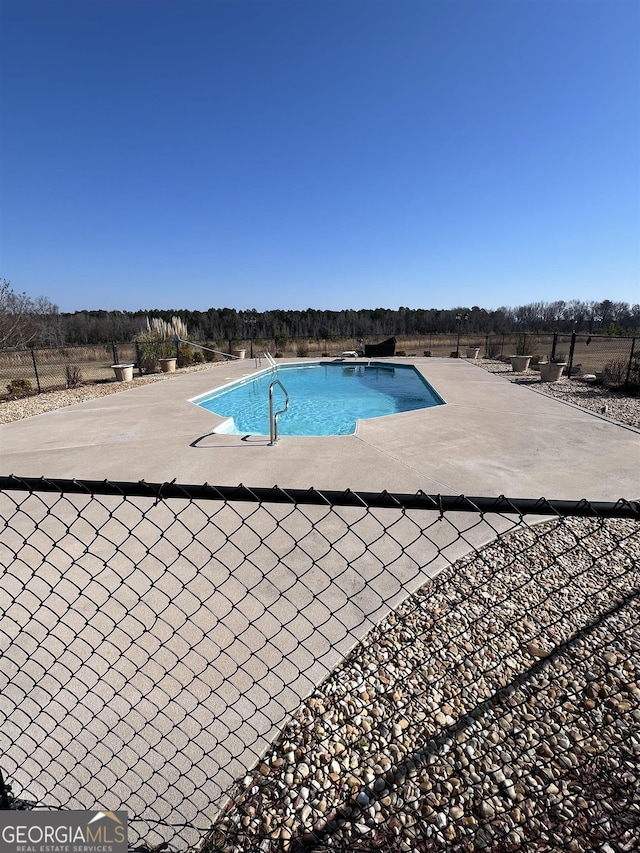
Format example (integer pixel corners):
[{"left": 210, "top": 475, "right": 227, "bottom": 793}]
[{"left": 192, "top": 361, "right": 445, "bottom": 436}]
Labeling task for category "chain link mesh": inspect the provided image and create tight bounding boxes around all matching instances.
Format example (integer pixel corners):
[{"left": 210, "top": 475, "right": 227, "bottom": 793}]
[
  {"left": 549, "top": 333, "right": 636, "bottom": 382},
  {"left": 2, "top": 334, "right": 638, "bottom": 395},
  {"left": 1, "top": 478, "right": 638, "bottom": 852},
  {"left": 575, "top": 334, "right": 637, "bottom": 384},
  {"left": 0, "top": 344, "right": 139, "bottom": 393}
]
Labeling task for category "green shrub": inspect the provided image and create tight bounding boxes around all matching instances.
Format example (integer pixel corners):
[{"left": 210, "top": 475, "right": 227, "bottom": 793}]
[
  {"left": 177, "top": 344, "right": 193, "bottom": 368},
  {"left": 203, "top": 342, "right": 217, "bottom": 362},
  {"left": 192, "top": 350, "right": 205, "bottom": 364},
  {"left": 7, "top": 378, "right": 35, "bottom": 397},
  {"left": 485, "top": 341, "right": 501, "bottom": 359},
  {"left": 396, "top": 349, "right": 407, "bottom": 357},
  {"left": 296, "top": 342, "right": 309, "bottom": 357},
  {"left": 423, "top": 350, "right": 431, "bottom": 357},
  {"left": 274, "top": 351, "right": 284, "bottom": 358}
]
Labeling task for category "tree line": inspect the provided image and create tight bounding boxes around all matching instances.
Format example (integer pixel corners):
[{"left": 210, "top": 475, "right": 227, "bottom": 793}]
[{"left": 1, "top": 281, "right": 638, "bottom": 348}]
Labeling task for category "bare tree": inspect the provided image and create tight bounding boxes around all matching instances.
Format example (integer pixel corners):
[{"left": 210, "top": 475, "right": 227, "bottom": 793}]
[{"left": 0, "top": 280, "right": 60, "bottom": 348}]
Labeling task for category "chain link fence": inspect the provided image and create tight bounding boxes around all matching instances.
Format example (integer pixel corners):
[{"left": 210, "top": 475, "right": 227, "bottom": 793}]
[
  {"left": 0, "top": 344, "right": 140, "bottom": 394},
  {"left": 1, "top": 477, "right": 639, "bottom": 852},
  {"left": 477, "top": 332, "right": 637, "bottom": 381},
  {"left": 560, "top": 333, "right": 638, "bottom": 386},
  {"left": 1, "top": 334, "right": 637, "bottom": 396}
]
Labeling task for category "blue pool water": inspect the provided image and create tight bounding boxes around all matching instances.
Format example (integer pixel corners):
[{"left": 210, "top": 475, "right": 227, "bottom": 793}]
[{"left": 192, "top": 362, "right": 445, "bottom": 437}]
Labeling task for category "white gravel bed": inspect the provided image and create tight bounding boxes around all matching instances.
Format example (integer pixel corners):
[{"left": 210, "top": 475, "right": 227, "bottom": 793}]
[
  {"left": 476, "top": 359, "right": 640, "bottom": 430},
  {"left": 0, "top": 362, "right": 221, "bottom": 424},
  {"left": 206, "top": 516, "right": 640, "bottom": 853}
]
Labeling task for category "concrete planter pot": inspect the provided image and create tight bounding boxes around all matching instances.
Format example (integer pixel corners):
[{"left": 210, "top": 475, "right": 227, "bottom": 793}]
[
  {"left": 539, "top": 361, "right": 567, "bottom": 382},
  {"left": 465, "top": 347, "right": 480, "bottom": 360},
  {"left": 112, "top": 364, "right": 134, "bottom": 382},
  {"left": 510, "top": 355, "right": 531, "bottom": 373},
  {"left": 159, "top": 358, "right": 177, "bottom": 373},
  {"left": 231, "top": 349, "right": 246, "bottom": 360}
]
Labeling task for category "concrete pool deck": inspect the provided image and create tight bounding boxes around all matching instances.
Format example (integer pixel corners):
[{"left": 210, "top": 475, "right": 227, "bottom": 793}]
[{"left": 1, "top": 357, "right": 638, "bottom": 500}]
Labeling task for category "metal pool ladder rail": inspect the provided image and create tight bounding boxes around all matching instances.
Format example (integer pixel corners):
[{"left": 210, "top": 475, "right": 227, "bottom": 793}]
[
  {"left": 263, "top": 351, "right": 278, "bottom": 370},
  {"left": 269, "top": 378, "right": 289, "bottom": 445}
]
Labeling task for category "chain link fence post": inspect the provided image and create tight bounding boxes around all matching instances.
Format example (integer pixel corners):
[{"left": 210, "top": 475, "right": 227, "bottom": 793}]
[
  {"left": 625, "top": 336, "right": 636, "bottom": 388},
  {"left": 567, "top": 331, "right": 577, "bottom": 379},
  {"left": 29, "top": 347, "right": 42, "bottom": 393}
]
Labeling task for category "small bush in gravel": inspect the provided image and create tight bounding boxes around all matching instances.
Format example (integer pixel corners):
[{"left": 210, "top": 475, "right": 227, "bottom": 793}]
[
  {"left": 603, "top": 358, "right": 628, "bottom": 388},
  {"left": 7, "top": 378, "right": 35, "bottom": 397},
  {"left": 65, "top": 366, "right": 83, "bottom": 388}
]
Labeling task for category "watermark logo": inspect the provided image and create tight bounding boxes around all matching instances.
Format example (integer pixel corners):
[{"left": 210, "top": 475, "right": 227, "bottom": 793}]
[{"left": 0, "top": 809, "right": 127, "bottom": 853}]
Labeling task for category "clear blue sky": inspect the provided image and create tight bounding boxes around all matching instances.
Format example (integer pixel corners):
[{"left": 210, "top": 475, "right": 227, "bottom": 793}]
[{"left": 1, "top": 0, "right": 638, "bottom": 314}]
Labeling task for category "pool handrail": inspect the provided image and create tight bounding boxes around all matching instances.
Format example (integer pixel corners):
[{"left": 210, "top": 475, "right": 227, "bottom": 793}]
[{"left": 268, "top": 378, "right": 289, "bottom": 445}]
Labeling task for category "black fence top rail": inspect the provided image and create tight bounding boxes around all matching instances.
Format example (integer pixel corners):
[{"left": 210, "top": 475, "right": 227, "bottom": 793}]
[{"left": 1, "top": 475, "right": 638, "bottom": 519}]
